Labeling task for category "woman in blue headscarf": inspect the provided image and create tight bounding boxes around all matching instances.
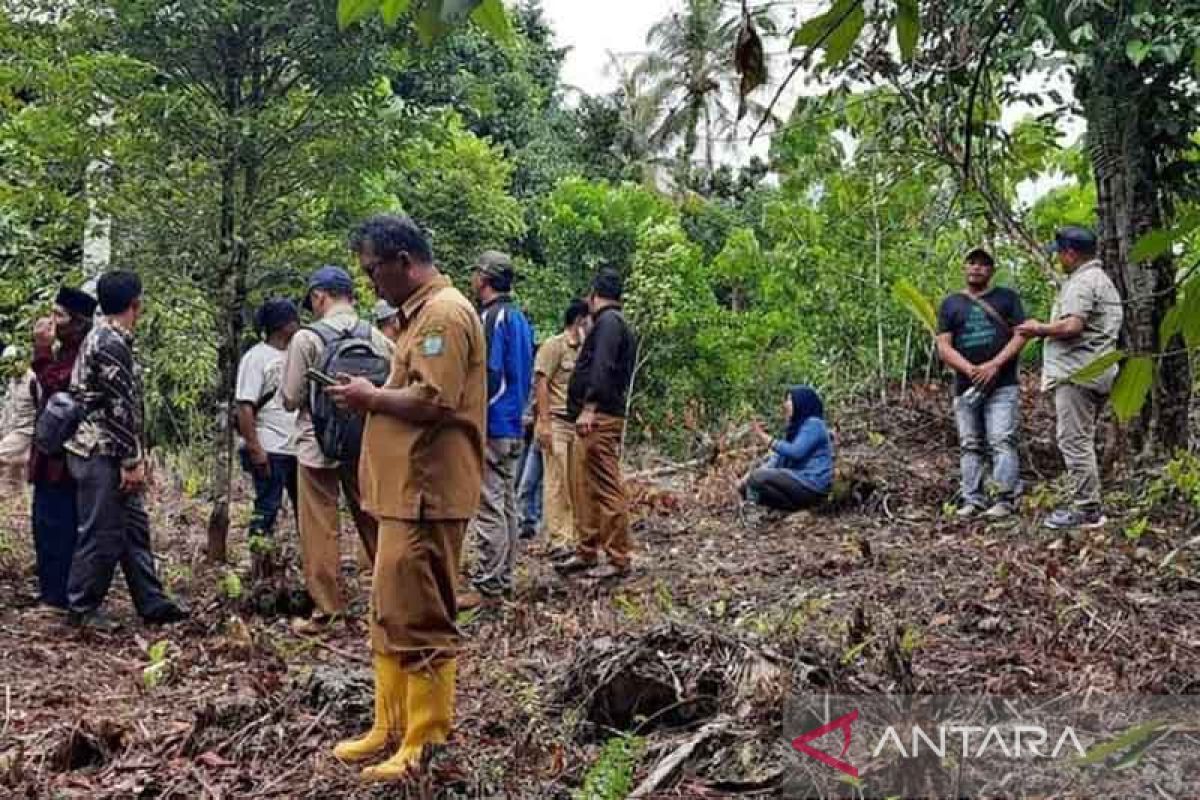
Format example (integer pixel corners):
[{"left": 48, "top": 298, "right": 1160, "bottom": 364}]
[{"left": 739, "top": 385, "right": 834, "bottom": 511}]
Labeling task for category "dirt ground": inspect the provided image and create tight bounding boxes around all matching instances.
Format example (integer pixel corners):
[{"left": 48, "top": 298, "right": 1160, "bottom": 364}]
[{"left": 1, "top": 382, "right": 1197, "bottom": 799}]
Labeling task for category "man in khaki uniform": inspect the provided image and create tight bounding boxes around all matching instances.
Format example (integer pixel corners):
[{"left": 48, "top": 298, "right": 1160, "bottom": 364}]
[
  {"left": 329, "top": 214, "right": 485, "bottom": 783},
  {"left": 1017, "top": 226, "right": 1123, "bottom": 530},
  {"left": 281, "top": 266, "right": 392, "bottom": 633},
  {"left": 533, "top": 299, "right": 590, "bottom": 549}
]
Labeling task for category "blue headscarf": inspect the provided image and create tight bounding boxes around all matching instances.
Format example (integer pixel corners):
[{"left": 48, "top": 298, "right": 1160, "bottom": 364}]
[{"left": 784, "top": 385, "right": 824, "bottom": 442}]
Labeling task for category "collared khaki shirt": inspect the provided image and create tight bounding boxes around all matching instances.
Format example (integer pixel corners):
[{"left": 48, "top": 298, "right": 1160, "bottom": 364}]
[
  {"left": 359, "top": 275, "right": 486, "bottom": 521},
  {"left": 1042, "top": 259, "right": 1124, "bottom": 393},
  {"left": 533, "top": 330, "right": 580, "bottom": 419}
]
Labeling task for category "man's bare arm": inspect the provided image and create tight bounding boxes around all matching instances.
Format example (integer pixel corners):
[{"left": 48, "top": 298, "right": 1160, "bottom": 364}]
[{"left": 936, "top": 333, "right": 979, "bottom": 377}]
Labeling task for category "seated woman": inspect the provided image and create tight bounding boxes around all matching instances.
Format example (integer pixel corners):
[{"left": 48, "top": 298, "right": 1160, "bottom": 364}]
[{"left": 740, "top": 385, "right": 834, "bottom": 512}]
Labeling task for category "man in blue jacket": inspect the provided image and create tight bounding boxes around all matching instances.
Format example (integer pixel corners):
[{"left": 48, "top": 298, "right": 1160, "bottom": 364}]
[{"left": 467, "top": 251, "right": 534, "bottom": 603}]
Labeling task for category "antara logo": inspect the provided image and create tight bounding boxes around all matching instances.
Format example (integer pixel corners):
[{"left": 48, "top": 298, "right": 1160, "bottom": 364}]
[{"left": 791, "top": 709, "right": 860, "bottom": 778}]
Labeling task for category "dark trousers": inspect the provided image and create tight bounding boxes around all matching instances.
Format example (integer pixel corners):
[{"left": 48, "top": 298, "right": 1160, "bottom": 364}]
[
  {"left": 66, "top": 454, "right": 175, "bottom": 618},
  {"left": 32, "top": 481, "right": 79, "bottom": 608},
  {"left": 746, "top": 469, "right": 826, "bottom": 512},
  {"left": 239, "top": 450, "right": 298, "bottom": 537}
]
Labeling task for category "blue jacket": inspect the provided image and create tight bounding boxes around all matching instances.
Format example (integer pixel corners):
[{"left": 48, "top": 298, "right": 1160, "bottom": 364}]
[
  {"left": 482, "top": 298, "right": 534, "bottom": 439},
  {"left": 767, "top": 417, "right": 834, "bottom": 494}
]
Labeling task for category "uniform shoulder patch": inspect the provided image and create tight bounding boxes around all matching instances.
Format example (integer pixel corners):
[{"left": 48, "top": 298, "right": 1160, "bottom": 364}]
[{"left": 421, "top": 329, "right": 445, "bottom": 356}]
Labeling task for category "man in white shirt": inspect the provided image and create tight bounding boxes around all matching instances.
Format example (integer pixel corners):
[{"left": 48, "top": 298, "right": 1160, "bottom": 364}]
[{"left": 236, "top": 299, "right": 301, "bottom": 545}]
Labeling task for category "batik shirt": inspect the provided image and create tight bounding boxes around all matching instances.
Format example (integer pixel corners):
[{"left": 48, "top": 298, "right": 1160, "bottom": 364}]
[{"left": 66, "top": 318, "right": 145, "bottom": 467}]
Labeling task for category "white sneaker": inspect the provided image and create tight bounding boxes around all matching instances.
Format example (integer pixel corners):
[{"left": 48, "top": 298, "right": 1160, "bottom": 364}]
[
  {"left": 983, "top": 502, "right": 1014, "bottom": 520},
  {"left": 955, "top": 504, "right": 983, "bottom": 519}
]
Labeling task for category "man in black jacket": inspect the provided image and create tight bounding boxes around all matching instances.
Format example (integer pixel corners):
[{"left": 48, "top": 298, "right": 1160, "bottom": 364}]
[{"left": 556, "top": 268, "right": 636, "bottom": 580}]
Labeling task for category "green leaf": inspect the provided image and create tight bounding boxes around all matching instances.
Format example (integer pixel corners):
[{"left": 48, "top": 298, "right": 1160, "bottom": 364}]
[
  {"left": 338, "top": 0, "right": 379, "bottom": 30},
  {"left": 379, "top": 0, "right": 411, "bottom": 26},
  {"left": 413, "top": 1, "right": 450, "bottom": 43},
  {"left": 1125, "top": 39, "right": 1152, "bottom": 66},
  {"left": 439, "top": 0, "right": 482, "bottom": 23},
  {"left": 891, "top": 278, "right": 937, "bottom": 337},
  {"left": 1159, "top": 304, "right": 1183, "bottom": 345},
  {"left": 1130, "top": 228, "right": 1173, "bottom": 262},
  {"left": 896, "top": 0, "right": 919, "bottom": 61},
  {"left": 792, "top": 0, "right": 856, "bottom": 49},
  {"left": 148, "top": 639, "right": 169, "bottom": 663},
  {"left": 1076, "top": 720, "right": 1165, "bottom": 766},
  {"left": 822, "top": 3, "right": 866, "bottom": 67},
  {"left": 1111, "top": 356, "right": 1154, "bottom": 423},
  {"left": 1069, "top": 350, "right": 1125, "bottom": 385},
  {"left": 470, "top": 0, "right": 512, "bottom": 43},
  {"left": 1179, "top": 277, "right": 1200, "bottom": 348}
]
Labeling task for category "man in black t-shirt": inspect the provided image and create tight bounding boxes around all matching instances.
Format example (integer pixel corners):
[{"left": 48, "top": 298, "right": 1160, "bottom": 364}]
[{"left": 936, "top": 248, "right": 1029, "bottom": 520}]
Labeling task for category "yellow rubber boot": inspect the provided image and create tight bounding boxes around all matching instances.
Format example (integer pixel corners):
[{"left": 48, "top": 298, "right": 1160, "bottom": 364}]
[
  {"left": 333, "top": 653, "right": 406, "bottom": 763},
  {"left": 361, "top": 659, "right": 456, "bottom": 782}
]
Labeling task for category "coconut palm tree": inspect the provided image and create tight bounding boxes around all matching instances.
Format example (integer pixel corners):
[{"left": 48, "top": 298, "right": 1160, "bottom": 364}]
[{"left": 640, "top": 0, "right": 775, "bottom": 182}]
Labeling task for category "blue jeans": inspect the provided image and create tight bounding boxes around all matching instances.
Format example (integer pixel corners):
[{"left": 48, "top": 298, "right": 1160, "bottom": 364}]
[
  {"left": 517, "top": 441, "right": 543, "bottom": 533},
  {"left": 239, "top": 450, "right": 298, "bottom": 538},
  {"left": 954, "top": 384, "right": 1021, "bottom": 507}
]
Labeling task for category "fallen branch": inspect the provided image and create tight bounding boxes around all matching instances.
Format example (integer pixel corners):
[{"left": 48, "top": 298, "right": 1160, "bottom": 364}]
[
  {"left": 629, "top": 445, "right": 760, "bottom": 481},
  {"left": 629, "top": 718, "right": 729, "bottom": 798}
]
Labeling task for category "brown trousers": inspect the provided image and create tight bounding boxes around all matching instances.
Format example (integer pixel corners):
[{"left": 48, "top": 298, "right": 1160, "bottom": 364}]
[
  {"left": 370, "top": 518, "right": 466, "bottom": 669},
  {"left": 571, "top": 413, "right": 631, "bottom": 567},
  {"left": 542, "top": 418, "right": 576, "bottom": 546},
  {"left": 297, "top": 462, "right": 378, "bottom": 616}
]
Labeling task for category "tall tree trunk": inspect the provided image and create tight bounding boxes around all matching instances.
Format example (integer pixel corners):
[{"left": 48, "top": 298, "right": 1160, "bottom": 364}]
[{"left": 1081, "top": 57, "right": 1191, "bottom": 456}]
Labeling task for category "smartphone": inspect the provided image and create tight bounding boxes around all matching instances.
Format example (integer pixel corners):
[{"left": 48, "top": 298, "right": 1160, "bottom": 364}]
[{"left": 305, "top": 367, "right": 338, "bottom": 387}]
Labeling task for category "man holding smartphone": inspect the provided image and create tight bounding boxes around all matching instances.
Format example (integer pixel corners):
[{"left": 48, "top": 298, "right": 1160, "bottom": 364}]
[
  {"left": 328, "top": 214, "right": 485, "bottom": 782},
  {"left": 280, "top": 266, "right": 392, "bottom": 634}
]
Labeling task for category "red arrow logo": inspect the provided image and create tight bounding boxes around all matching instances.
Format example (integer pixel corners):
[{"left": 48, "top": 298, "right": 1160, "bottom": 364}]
[{"left": 791, "top": 709, "right": 860, "bottom": 778}]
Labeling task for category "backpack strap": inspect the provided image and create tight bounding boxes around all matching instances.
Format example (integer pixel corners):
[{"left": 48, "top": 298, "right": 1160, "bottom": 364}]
[
  {"left": 481, "top": 296, "right": 512, "bottom": 349},
  {"left": 958, "top": 292, "right": 1011, "bottom": 335},
  {"left": 305, "top": 320, "right": 344, "bottom": 347}
]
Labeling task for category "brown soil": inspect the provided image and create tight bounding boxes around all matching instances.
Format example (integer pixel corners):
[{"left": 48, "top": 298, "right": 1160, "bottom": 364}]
[{"left": 1, "top": 383, "right": 1197, "bottom": 798}]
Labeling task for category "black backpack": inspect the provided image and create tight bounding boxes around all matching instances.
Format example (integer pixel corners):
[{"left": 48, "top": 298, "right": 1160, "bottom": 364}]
[{"left": 307, "top": 321, "right": 391, "bottom": 462}]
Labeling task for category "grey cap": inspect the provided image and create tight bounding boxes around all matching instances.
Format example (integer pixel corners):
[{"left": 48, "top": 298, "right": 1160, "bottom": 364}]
[{"left": 373, "top": 299, "right": 399, "bottom": 323}]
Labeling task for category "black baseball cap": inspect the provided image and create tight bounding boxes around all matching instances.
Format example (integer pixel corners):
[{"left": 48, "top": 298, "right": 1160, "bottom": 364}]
[{"left": 1045, "top": 226, "right": 1098, "bottom": 254}]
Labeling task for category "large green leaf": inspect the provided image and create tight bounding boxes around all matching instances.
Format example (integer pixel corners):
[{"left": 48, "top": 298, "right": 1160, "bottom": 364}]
[
  {"left": 891, "top": 278, "right": 937, "bottom": 337},
  {"left": 1111, "top": 356, "right": 1154, "bottom": 423},
  {"left": 439, "top": 0, "right": 482, "bottom": 23},
  {"left": 413, "top": 1, "right": 450, "bottom": 43},
  {"left": 896, "top": 0, "right": 919, "bottom": 61},
  {"left": 338, "top": 0, "right": 379, "bottom": 30},
  {"left": 1069, "top": 350, "right": 1125, "bottom": 385},
  {"left": 1159, "top": 303, "right": 1182, "bottom": 345},
  {"left": 1180, "top": 277, "right": 1200, "bottom": 349},
  {"left": 792, "top": 0, "right": 861, "bottom": 54},
  {"left": 1130, "top": 229, "right": 1173, "bottom": 262},
  {"left": 379, "top": 0, "right": 412, "bottom": 26},
  {"left": 821, "top": 3, "right": 866, "bottom": 67},
  {"left": 470, "top": 0, "right": 513, "bottom": 44},
  {"left": 1076, "top": 720, "right": 1165, "bottom": 767}
]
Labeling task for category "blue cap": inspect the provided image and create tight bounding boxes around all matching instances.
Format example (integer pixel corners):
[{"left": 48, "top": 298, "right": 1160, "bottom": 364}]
[
  {"left": 303, "top": 265, "right": 355, "bottom": 310},
  {"left": 1044, "top": 225, "right": 1097, "bottom": 255}
]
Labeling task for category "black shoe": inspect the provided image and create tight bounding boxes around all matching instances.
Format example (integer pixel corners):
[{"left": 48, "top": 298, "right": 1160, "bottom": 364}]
[
  {"left": 518, "top": 525, "right": 538, "bottom": 541},
  {"left": 554, "top": 555, "right": 597, "bottom": 575},
  {"left": 142, "top": 604, "right": 189, "bottom": 625},
  {"left": 68, "top": 610, "right": 122, "bottom": 632}
]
